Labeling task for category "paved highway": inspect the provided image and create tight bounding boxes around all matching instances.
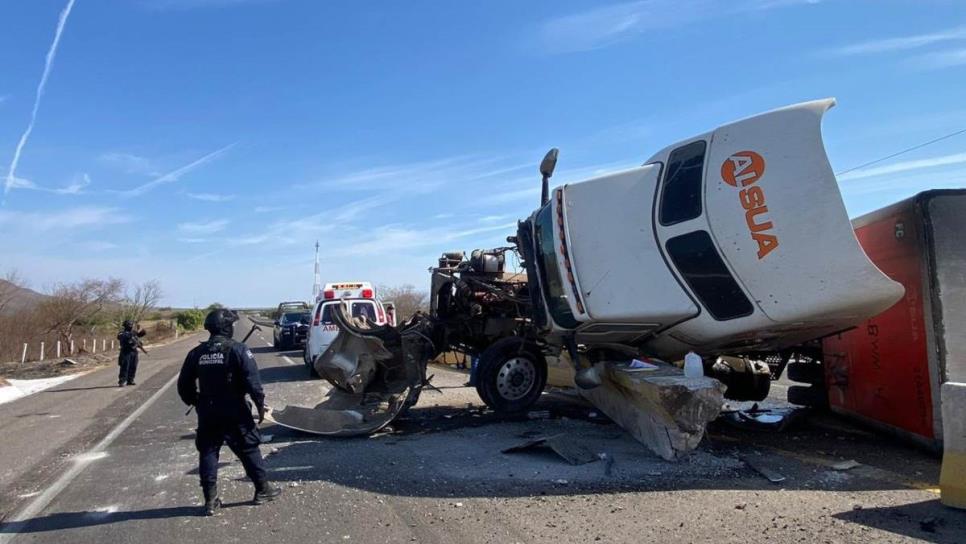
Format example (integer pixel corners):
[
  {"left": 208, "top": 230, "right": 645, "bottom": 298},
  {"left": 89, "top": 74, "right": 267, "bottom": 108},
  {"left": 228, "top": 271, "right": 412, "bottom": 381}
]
[{"left": 0, "top": 316, "right": 962, "bottom": 543}]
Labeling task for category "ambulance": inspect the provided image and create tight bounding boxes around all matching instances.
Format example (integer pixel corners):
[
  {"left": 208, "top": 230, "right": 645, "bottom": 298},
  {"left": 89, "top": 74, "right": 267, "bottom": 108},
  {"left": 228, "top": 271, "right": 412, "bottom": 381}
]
[{"left": 302, "top": 282, "right": 396, "bottom": 373}]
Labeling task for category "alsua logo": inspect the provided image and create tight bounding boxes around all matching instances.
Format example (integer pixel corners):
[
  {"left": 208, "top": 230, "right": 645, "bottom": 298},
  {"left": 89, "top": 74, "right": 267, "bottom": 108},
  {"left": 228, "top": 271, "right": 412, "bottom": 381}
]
[{"left": 720, "top": 151, "right": 779, "bottom": 259}]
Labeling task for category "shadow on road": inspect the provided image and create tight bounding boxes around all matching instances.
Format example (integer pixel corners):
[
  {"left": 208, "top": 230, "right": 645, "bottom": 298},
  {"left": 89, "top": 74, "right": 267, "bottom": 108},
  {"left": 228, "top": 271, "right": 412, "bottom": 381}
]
[
  {"left": 833, "top": 499, "right": 965, "bottom": 543},
  {"left": 0, "top": 506, "right": 200, "bottom": 533},
  {"left": 259, "top": 364, "right": 310, "bottom": 384}
]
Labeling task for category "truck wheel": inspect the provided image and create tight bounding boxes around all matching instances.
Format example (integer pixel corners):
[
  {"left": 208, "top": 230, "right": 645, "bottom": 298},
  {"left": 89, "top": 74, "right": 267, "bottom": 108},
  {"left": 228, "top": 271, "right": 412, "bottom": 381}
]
[
  {"left": 786, "top": 361, "right": 824, "bottom": 386},
  {"left": 475, "top": 337, "right": 547, "bottom": 414},
  {"left": 787, "top": 384, "right": 828, "bottom": 408}
]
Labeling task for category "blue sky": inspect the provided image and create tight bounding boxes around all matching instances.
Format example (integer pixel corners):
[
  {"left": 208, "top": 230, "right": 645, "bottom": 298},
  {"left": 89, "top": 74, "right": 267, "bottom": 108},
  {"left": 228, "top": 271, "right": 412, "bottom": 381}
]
[{"left": 1, "top": 0, "right": 965, "bottom": 307}]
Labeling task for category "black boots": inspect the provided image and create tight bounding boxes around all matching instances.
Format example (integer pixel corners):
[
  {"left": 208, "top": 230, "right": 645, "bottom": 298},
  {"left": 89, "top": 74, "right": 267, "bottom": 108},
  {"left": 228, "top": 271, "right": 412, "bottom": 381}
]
[
  {"left": 202, "top": 484, "right": 222, "bottom": 516},
  {"left": 253, "top": 481, "right": 282, "bottom": 505}
]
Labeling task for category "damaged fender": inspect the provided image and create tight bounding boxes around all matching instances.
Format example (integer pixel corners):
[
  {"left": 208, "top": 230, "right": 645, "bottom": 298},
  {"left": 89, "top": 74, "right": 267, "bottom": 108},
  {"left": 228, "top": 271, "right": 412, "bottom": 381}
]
[{"left": 269, "top": 305, "right": 437, "bottom": 436}]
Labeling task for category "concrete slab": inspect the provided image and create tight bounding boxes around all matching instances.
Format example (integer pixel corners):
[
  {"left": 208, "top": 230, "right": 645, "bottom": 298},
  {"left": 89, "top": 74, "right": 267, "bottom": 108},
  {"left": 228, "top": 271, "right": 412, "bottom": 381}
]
[{"left": 578, "top": 362, "right": 725, "bottom": 461}]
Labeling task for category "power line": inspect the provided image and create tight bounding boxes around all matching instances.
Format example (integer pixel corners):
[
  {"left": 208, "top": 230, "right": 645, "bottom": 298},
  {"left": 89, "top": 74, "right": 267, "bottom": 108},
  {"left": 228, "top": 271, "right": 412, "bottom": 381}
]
[{"left": 835, "top": 127, "right": 966, "bottom": 177}]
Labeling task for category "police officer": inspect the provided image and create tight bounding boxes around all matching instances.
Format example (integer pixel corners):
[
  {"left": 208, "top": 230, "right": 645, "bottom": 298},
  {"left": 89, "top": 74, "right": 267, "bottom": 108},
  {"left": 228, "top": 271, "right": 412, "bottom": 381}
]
[
  {"left": 177, "top": 308, "right": 281, "bottom": 516},
  {"left": 117, "top": 320, "right": 146, "bottom": 386}
]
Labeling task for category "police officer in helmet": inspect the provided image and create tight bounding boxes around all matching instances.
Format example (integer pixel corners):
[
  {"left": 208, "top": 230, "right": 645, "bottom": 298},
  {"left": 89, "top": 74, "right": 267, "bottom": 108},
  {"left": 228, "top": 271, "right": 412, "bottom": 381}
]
[
  {"left": 117, "top": 319, "right": 146, "bottom": 386},
  {"left": 177, "top": 308, "right": 281, "bottom": 516}
]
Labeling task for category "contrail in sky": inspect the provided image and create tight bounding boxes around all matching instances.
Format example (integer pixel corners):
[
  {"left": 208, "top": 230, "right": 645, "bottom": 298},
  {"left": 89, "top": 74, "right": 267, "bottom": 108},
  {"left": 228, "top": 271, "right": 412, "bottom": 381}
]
[{"left": 3, "top": 0, "right": 78, "bottom": 203}]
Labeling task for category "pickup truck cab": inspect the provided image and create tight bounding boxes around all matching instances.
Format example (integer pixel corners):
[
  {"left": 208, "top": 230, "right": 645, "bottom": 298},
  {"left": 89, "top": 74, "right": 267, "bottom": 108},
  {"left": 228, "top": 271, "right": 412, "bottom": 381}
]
[
  {"left": 518, "top": 99, "right": 904, "bottom": 361},
  {"left": 273, "top": 310, "right": 311, "bottom": 350},
  {"left": 303, "top": 282, "right": 396, "bottom": 373}
]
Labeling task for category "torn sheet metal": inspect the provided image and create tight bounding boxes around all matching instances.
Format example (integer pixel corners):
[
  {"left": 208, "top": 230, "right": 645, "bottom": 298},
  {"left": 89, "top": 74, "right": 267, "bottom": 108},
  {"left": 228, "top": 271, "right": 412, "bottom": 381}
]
[
  {"left": 502, "top": 433, "right": 600, "bottom": 465},
  {"left": 269, "top": 305, "right": 434, "bottom": 437}
]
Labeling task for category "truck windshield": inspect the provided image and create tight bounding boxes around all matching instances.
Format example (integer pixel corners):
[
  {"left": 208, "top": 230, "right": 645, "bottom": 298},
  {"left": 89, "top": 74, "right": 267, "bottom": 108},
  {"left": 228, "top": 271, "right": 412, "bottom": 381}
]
[
  {"left": 282, "top": 312, "right": 309, "bottom": 324},
  {"left": 534, "top": 204, "right": 579, "bottom": 328}
]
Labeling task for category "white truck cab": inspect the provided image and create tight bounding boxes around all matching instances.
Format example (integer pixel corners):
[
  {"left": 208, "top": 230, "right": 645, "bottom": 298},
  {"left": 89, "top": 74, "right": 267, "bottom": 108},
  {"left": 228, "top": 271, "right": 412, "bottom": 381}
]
[
  {"left": 303, "top": 282, "right": 396, "bottom": 371},
  {"left": 521, "top": 99, "right": 904, "bottom": 360}
]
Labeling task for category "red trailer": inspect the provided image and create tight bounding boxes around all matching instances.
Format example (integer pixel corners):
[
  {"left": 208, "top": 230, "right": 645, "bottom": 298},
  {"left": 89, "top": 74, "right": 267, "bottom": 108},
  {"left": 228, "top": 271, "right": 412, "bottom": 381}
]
[{"left": 820, "top": 190, "right": 966, "bottom": 449}]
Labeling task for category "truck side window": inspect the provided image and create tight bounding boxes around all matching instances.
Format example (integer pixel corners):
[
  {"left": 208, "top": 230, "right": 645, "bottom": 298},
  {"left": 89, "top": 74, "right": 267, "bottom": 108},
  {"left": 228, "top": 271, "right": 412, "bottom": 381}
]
[
  {"left": 665, "top": 230, "right": 753, "bottom": 320},
  {"left": 659, "top": 140, "right": 706, "bottom": 226}
]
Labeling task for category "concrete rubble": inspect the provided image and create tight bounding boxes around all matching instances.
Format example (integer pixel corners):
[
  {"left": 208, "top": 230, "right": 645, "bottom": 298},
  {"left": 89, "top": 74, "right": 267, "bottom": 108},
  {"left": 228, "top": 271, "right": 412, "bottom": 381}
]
[{"left": 577, "top": 361, "right": 725, "bottom": 461}]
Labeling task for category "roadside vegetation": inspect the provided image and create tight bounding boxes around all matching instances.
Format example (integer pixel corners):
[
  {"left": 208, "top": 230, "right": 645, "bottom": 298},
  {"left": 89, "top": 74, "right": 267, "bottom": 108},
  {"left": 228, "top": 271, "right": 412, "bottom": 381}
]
[{"left": 0, "top": 270, "right": 216, "bottom": 367}]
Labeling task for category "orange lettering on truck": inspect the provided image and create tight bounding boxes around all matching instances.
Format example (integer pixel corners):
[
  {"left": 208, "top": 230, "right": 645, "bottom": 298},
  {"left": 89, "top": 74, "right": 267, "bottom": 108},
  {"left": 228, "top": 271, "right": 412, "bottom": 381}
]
[{"left": 721, "top": 151, "right": 779, "bottom": 260}]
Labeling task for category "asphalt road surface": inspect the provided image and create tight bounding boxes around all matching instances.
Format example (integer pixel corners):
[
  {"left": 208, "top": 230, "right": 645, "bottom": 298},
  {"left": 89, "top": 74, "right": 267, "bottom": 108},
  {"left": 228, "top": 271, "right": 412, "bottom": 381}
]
[{"left": 0, "top": 316, "right": 963, "bottom": 543}]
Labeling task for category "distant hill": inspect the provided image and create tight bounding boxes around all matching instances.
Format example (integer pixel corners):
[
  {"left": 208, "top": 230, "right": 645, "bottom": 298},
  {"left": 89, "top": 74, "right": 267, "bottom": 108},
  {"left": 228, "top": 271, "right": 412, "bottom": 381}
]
[{"left": 0, "top": 280, "right": 49, "bottom": 316}]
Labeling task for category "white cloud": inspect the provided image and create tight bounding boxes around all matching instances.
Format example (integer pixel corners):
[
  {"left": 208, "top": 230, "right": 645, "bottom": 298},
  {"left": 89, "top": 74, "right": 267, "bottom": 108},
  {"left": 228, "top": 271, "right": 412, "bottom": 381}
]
[
  {"left": 0, "top": 206, "right": 131, "bottom": 231},
  {"left": 99, "top": 152, "right": 161, "bottom": 176},
  {"left": 144, "top": 0, "right": 274, "bottom": 10},
  {"left": 79, "top": 240, "right": 119, "bottom": 251},
  {"left": 911, "top": 48, "right": 966, "bottom": 70},
  {"left": 3, "top": 0, "right": 77, "bottom": 201},
  {"left": 5, "top": 173, "right": 91, "bottom": 195},
  {"left": 186, "top": 192, "right": 235, "bottom": 202},
  {"left": 116, "top": 143, "right": 236, "bottom": 197},
  {"left": 254, "top": 205, "right": 285, "bottom": 213},
  {"left": 826, "top": 25, "right": 966, "bottom": 56},
  {"left": 177, "top": 219, "right": 229, "bottom": 234},
  {"left": 537, "top": 0, "right": 823, "bottom": 54},
  {"left": 177, "top": 237, "right": 209, "bottom": 244},
  {"left": 838, "top": 151, "right": 966, "bottom": 182}
]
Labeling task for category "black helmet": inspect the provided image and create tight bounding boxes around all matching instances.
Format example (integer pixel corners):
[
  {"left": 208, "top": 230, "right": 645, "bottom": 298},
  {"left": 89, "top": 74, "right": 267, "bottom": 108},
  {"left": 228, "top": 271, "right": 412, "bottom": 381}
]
[
  {"left": 122, "top": 320, "right": 134, "bottom": 331},
  {"left": 204, "top": 308, "right": 238, "bottom": 337}
]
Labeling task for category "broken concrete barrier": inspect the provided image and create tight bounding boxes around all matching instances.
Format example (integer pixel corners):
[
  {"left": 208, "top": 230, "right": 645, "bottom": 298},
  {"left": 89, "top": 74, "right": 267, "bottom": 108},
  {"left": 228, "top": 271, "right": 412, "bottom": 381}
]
[
  {"left": 941, "top": 382, "right": 966, "bottom": 509},
  {"left": 577, "top": 361, "right": 725, "bottom": 461}
]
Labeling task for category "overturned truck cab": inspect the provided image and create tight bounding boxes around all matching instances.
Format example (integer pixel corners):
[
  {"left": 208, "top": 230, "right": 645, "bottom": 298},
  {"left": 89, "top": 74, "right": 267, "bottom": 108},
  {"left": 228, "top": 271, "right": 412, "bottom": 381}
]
[{"left": 271, "top": 99, "right": 904, "bottom": 458}]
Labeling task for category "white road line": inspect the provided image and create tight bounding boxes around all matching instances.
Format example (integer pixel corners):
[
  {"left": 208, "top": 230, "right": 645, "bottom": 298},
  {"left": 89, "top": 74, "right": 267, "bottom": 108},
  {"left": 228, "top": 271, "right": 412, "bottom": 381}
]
[
  {"left": 0, "top": 372, "right": 181, "bottom": 543},
  {"left": 281, "top": 355, "right": 298, "bottom": 366}
]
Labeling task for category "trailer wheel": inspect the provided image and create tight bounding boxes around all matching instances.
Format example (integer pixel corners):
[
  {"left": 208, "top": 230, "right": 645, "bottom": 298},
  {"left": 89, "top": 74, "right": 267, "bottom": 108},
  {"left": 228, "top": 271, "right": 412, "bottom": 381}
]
[
  {"left": 787, "top": 384, "right": 828, "bottom": 408},
  {"left": 476, "top": 337, "right": 547, "bottom": 414},
  {"left": 786, "top": 361, "right": 824, "bottom": 385}
]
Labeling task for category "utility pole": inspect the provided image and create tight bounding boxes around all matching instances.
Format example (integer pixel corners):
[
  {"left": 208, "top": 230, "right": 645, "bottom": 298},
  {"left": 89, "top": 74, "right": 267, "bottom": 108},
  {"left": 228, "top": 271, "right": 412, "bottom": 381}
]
[{"left": 312, "top": 240, "right": 321, "bottom": 302}]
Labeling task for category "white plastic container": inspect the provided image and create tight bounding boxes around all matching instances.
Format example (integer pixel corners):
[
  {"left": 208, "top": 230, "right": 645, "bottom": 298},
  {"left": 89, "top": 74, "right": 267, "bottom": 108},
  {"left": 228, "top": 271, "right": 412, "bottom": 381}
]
[{"left": 684, "top": 351, "right": 704, "bottom": 378}]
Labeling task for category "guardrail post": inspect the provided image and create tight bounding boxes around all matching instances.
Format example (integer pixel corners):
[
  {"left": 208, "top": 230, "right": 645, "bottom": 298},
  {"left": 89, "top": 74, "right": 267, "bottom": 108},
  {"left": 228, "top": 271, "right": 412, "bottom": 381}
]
[
  {"left": 111, "top": 339, "right": 115, "bottom": 351},
  {"left": 102, "top": 339, "right": 106, "bottom": 352},
  {"left": 57, "top": 340, "right": 61, "bottom": 359},
  {"left": 82, "top": 339, "right": 86, "bottom": 351},
  {"left": 40, "top": 341, "right": 45, "bottom": 361},
  {"left": 21, "top": 343, "right": 28, "bottom": 365},
  {"left": 92, "top": 338, "right": 96, "bottom": 354},
  {"left": 70, "top": 340, "right": 75, "bottom": 354}
]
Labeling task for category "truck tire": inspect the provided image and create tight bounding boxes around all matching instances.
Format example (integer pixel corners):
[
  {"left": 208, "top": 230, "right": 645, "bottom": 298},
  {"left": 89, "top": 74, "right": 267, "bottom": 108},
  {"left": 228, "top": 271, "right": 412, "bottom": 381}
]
[
  {"left": 724, "top": 371, "right": 771, "bottom": 402},
  {"left": 786, "top": 361, "right": 824, "bottom": 385},
  {"left": 475, "top": 337, "right": 547, "bottom": 414},
  {"left": 787, "top": 384, "right": 828, "bottom": 408}
]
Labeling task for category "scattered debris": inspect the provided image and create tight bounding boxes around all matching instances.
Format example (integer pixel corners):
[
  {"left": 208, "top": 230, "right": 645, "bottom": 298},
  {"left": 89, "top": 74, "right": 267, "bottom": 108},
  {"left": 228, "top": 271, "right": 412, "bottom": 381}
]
[
  {"left": 738, "top": 453, "right": 786, "bottom": 483},
  {"left": 552, "top": 479, "right": 569, "bottom": 485},
  {"left": 261, "top": 434, "right": 274, "bottom": 443},
  {"left": 61, "top": 358, "right": 79, "bottom": 366},
  {"left": 719, "top": 403, "right": 808, "bottom": 432},
  {"left": 502, "top": 434, "right": 600, "bottom": 465},
  {"left": 831, "top": 459, "right": 861, "bottom": 471},
  {"left": 527, "top": 410, "right": 551, "bottom": 420}
]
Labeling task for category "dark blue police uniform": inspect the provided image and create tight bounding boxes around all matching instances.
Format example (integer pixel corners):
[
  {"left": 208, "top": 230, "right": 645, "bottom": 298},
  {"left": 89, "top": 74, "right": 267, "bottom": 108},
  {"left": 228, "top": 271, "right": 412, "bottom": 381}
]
[{"left": 177, "top": 309, "right": 280, "bottom": 515}]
